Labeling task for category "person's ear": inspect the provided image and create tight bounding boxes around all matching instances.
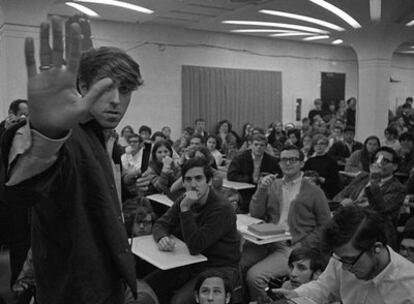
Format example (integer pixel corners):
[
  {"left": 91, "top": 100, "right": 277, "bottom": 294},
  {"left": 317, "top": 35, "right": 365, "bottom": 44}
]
[
  {"left": 225, "top": 292, "right": 231, "bottom": 304},
  {"left": 312, "top": 269, "right": 322, "bottom": 281},
  {"left": 373, "top": 242, "right": 384, "bottom": 254},
  {"left": 195, "top": 292, "right": 199, "bottom": 303},
  {"left": 78, "top": 81, "right": 88, "bottom": 97}
]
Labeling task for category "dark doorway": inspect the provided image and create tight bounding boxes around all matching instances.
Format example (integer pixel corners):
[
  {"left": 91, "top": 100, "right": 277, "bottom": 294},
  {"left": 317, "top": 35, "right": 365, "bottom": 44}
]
[{"left": 321, "top": 72, "right": 345, "bottom": 109}]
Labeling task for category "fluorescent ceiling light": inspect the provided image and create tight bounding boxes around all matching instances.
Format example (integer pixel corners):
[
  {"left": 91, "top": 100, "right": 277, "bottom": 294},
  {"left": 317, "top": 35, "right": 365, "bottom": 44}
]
[
  {"left": 259, "top": 9, "right": 345, "bottom": 31},
  {"left": 66, "top": 2, "right": 99, "bottom": 16},
  {"left": 309, "top": 0, "right": 361, "bottom": 29},
  {"left": 231, "top": 29, "right": 297, "bottom": 33},
  {"left": 369, "top": 0, "right": 381, "bottom": 22},
  {"left": 74, "top": 0, "right": 154, "bottom": 14},
  {"left": 406, "top": 20, "right": 414, "bottom": 27},
  {"left": 222, "top": 20, "right": 329, "bottom": 34},
  {"left": 303, "top": 35, "right": 330, "bottom": 41},
  {"left": 270, "top": 32, "right": 315, "bottom": 37},
  {"left": 332, "top": 39, "right": 343, "bottom": 45},
  {"left": 399, "top": 50, "right": 414, "bottom": 54}
]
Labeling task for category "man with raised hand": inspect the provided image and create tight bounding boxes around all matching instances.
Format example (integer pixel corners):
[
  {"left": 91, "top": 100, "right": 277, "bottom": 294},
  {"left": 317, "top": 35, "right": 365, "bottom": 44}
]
[{"left": 0, "top": 17, "right": 143, "bottom": 303}]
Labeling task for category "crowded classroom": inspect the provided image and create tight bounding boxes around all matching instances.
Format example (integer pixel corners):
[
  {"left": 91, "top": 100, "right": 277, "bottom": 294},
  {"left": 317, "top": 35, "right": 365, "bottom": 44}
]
[{"left": 1, "top": 0, "right": 414, "bottom": 303}]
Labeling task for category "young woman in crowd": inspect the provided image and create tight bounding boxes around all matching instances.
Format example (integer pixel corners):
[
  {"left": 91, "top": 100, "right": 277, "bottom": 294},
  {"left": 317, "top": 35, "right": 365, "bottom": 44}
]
[
  {"left": 382, "top": 126, "right": 401, "bottom": 152},
  {"left": 216, "top": 119, "right": 240, "bottom": 156},
  {"left": 240, "top": 122, "right": 253, "bottom": 146},
  {"left": 206, "top": 135, "right": 224, "bottom": 167},
  {"left": 301, "top": 134, "right": 314, "bottom": 162},
  {"left": 145, "top": 140, "right": 181, "bottom": 195},
  {"left": 345, "top": 135, "right": 380, "bottom": 173},
  {"left": 119, "top": 125, "right": 134, "bottom": 147},
  {"left": 286, "top": 129, "right": 302, "bottom": 148}
]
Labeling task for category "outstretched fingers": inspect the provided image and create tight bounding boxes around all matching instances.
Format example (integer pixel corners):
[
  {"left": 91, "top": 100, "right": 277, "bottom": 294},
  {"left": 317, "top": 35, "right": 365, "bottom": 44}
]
[
  {"left": 25, "top": 37, "right": 37, "bottom": 78},
  {"left": 66, "top": 23, "right": 82, "bottom": 74},
  {"left": 51, "top": 17, "right": 64, "bottom": 68},
  {"left": 81, "top": 77, "right": 113, "bottom": 110},
  {"left": 39, "top": 22, "right": 52, "bottom": 68}
]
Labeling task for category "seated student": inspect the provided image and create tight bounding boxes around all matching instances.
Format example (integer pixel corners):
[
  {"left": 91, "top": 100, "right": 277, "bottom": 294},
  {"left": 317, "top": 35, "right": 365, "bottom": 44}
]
[
  {"left": 381, "top": 126, "right": 401, "bottom": 152},
  {"left": 397, "top": 132, "right": 414, "bottom": 178},
  {"left": 400, "top": 226, "right": 414, "bottom": 264},
  {"left": 227, "top": 134, "right": 281, "bottom": 184},
  {"left": 145, "top": 158, "right": 240, "bottom": 304},
  {"left": 121, "top": 133, "right": 142, "bottom": 173},
  {"left": 304, "top": 135, "right": 339, "bottom": 199},
  {"left": 242, "top": 145, "right": 330, "bottom": 301},
  {"left": 139, "top": 125, "right": 152, "bottom": 142},
  {"left": 194, "top": 270, "right": 232, "bottom": 304},
  {"left": 132, "top": 198, "right": 157, "bottom": 237},
  {"left": 173, "top": 126, "right": 194, "bottom": 155},
  {"left": 328, "top": 126, "right": 363, "bottom": 169},
  {"left": 275, "top": 206, "right": 414, "bottom": 304},
  {"left": 344, "top": 136, "right": 380, "bottom": 173},
  {"left": 280, "top": 247, "right": 329, "bottom": 290},
  {"left": 206, "top": 135, "right": 224, "bottom": 167},
  {"left": 145, "top": 140, "right": 181, "bottom": 195}
]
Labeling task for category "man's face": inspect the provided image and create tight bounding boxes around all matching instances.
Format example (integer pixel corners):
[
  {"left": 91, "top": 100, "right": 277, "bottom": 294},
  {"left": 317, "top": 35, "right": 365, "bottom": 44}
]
[
  {"left": 133, "top": 214, "right": 152, "bottom": 236},
  {"left": 140, "top": 131, "right": 151, "bottom": 142},
  {"left": 314, "top": 101, "right": 322, "bottom": 110},
  {"left": 289, "top": 259, "right": 314, "bottom": 289},
  {"left": 128, "top": 136, "right": 140, "bottom": 153},
  {"left": 400, "top": 139, "right": 414, "bottom": 155},
  {"left": 373, "top": 151, "right": 397, "bottom": 178},
  {"left": 344, "top": 131, "right": 355, "bottom": 143},
  {"left": 190, "top": 137, "right": 203, "bottom": 149},
  {"left": 334, "top": 242, "right": 378, "bottom": 280},
  {"left": 195, "top": 120, "right": 206, "bottom": 132},
  {"left": 333, "top": 128, "right": 342, "bottom": 139},
  {"left": 400, "top": 238, "right": 414, "bottom": 263},
  {"left": 279, "top": 150, "right": 303, "bottom": 178},
  {"left": 183, "top": 167, "right": 209, "bottom": 200},
  {"left": 195, "top": 277, "right": 230, "bottom": 304},
  {"left": 206, "top": 137, "right": 217, "bottom": 150},
  {"left": 314, "top": 139, "right": 328, "bottom": 155},
  {"left": 16, "top": 103, "right": 29, "bottom": 117},
  {"left": 87, "top": 84, "right": 132, "bottom": 129},
  {"left": 366, "top": 139, "right": 379, "bottom": 154},
  {"left": 251, "top": 140, "right": 266, "bottom": 157}
]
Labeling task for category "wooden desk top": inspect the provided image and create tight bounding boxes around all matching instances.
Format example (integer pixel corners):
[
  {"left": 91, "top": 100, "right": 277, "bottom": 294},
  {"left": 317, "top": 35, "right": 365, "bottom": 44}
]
[{"left": 146, "top": 193, "right": 174, "bottom": 207}]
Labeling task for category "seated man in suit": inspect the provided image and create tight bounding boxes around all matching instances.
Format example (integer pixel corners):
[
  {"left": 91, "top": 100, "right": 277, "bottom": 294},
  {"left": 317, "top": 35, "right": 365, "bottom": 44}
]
[
  {"left": 241, "top": 145, "right": 331, "bottom": 301},
  {"left": 333, "top": 146, "right": 406, "bottom": 249},
  {"left": 328, "top": 126, "right": 362, "bottom": 169},
  {"left": 227, "top": 134, "right": 282, "bottom": 211},
  {"left": 145, "top": 157, "right": 240, "bottom": 304}
]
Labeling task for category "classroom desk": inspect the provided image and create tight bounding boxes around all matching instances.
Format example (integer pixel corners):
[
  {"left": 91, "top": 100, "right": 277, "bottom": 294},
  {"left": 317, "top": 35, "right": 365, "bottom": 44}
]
[
  {"left": 236, "top": 214, "right": 292, "bottom": 245},
  {"left": 146, "top": 193, "right": 174, "bottom": 207},
  {"left": 131, "top": 235, "right": 207, "bottom": 270},
  {"left": 223, "top": 179, "right": 256, "bottom": 190}
]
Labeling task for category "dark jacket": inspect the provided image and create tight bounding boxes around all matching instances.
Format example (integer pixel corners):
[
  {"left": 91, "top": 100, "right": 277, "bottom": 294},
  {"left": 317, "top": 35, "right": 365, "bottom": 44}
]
[
  {"left": 227, "top": 150, "right": 282, "bottom": 184},
  {"left": 328, "top": 140, "right": 363, "bottom": 165},
  {"left": 1, "top": 120, "right": 136, "bottom": 304}
]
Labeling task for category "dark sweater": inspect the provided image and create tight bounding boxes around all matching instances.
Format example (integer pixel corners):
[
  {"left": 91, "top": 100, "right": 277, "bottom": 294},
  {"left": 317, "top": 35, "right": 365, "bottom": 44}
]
[{"left": 152, "top": 189, "right": 240, "bottom": 269}]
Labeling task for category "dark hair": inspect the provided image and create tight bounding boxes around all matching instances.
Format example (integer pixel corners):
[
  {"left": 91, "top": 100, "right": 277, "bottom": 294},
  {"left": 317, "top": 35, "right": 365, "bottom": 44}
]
[
  {"left": 139, "top": 125, "right": 152, "bottom": 135},
  {"left": 322, "top": 206, "right": 388, "bottom": 253},
  {"left": 302, "top": 117, "right": 310, "bottom": 123},
  {"left": 8, "top": 99, "right": 28, "bottom": 115},
  {"left": 151, "top": 131, "right": 167, "bottom": 142},
  {"left": 191, "top": 146, "right": 218, "bottom": 170},
  {"left": 184, "top": 126, "right": 195, "bottom": 135},
  {"left": 333, "top": 125, "right": 344, "bottom": 133},
  {"left": 312, "top": 134, "right": 328, "bottom": 146},
  {"left": 127, "top": 133, "right": 140, "bottom": 143},
  {"left": 134, "top": 197, "right": 156, "bottom": 224},
  {"left": 287, "top": 129, "right": 301, "bottom": 147},
  {"left": 207, "top": 135, "right": 222, "bottom": 151},
  {"left": 344, "top": 126, "right": 355, "bottom": 134},
  {"left": 242, "top": 122, "right": 252, "bottom": 136},
  {"left": 346, "top": 97, "right": 356, "bottom": 105},
  {"left": 384, "top": 126, "right": 398, "bottom": 138},
  {"left": 251, "top": 133, "right": 267, "bottom": 143},
  {"left": 190, "top": 134, "right": 205, "bottom": 144},
  {"left": 151, "top": 140, "right": 173, "bottom": 165},
  {"left": 181, "top": 157, "right": 213, "bottom": 183},
  {"left": 216, "top": 119, "right": 233, "bottom": 133},
  {"left": 399, "top": 132, "right": 414, "bottom": 143},
  {"left": 360, "top": 136, "right": 380, "bottom": 171},
  {"left": 288, "top": 247, "right": 328, "bottom": 274},
  {"left": 195, "top": 118, "right": 206, "bottom": 124},
  {"left": 374, "top": 146, "right": 399, "bottom": 165},
  {"left": 402, "top": 229, "right": 414, "bottom": 240},
  {"left": 281, "top": 144, "right": 305, "bottom": 161},
  {"left": 120, "top": 125, "right": 134, "bottom": 137},
  {"left": 194, "top": 270, "right": 231, "bottom": 294},
  {"left": 406, "top": 97, "right": 413, "bottom": 103},
  {"left": 78, "top": 46, "right": 143, "bottom": 91}
]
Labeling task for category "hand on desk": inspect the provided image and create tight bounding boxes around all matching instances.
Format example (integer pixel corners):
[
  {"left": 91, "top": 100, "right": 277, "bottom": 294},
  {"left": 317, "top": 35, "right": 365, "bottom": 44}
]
[{"left": 157, "top": 236, "right": 176, "bottom": 252}]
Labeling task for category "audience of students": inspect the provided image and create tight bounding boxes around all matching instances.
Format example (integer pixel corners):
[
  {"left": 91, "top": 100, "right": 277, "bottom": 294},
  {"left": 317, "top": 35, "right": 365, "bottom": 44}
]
[{"left": 344, "top": 135, "right": 380, "bottom": 173}]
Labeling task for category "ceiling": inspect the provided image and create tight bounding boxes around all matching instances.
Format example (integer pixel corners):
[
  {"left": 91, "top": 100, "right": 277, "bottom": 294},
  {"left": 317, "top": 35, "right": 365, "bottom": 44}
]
[{"left": 49, "top": 0, "right": 414, "bottom": 52}]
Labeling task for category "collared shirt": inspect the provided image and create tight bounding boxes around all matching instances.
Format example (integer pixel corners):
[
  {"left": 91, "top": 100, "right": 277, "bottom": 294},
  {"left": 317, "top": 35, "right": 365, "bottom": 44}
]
[
  {"left": 295, "top": 246, "right": 414, "bottom": 304},
  {"left": 357, "top": 175, "right": 393, "bottom": 200},
  {"left": 279, "top": 173, "right": 303, "bottom": 228},
  {"left": 251, "top": 152, "right": 263, "bottom": 184}
]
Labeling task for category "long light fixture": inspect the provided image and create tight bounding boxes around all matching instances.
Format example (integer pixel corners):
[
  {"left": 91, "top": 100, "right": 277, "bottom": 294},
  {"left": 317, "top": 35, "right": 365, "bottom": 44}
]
[
  {"left": 309, "top": 0, "right": 361, "bottom": 29},
  {"left": 66, "top": 2, "right": 99, "bottom": 16},
  {"left": 406, "top": 20, "right": 414, "bottom": 27},
  {"left": 74, "top": 0, "right": 154, "bottom": 14},
  {"left": 332, "top": 39, "right": 343, "bottom": 45},
  {"left": 222, "top": 20, "right": 329, "bottom": 34},
  {"left": 369, "top": 0, "right": 381, "bottom": 23},
  {"left": 303, "top": 35, "right": 330, "bottom": 41},
  {"left": 270, "top": 32, "right": 316, "bottom": 37},
  {"left": 259, "top": 9, "right": 345, "bottom": 31},
  {"left": 231, "top": 29, "right": 299, "bottom": 33}
]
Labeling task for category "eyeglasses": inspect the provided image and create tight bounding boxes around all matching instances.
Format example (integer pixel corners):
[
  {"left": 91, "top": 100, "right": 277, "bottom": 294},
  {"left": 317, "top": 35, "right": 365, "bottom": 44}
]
[
  {"left": 373, "top": 157, "right": 393, "bottom": 164},
  {"left": 183, "top": 175, "right": 206, "bottom": 183},
  {"left": 315, "top": 141, "right": 328, "bottom": 146},
  {"left": 332, "top": 249, "right": 366, "bottom": 267},
  {"left": 400, "top": 244, "right": 414, "bottom": 255},
  {"left": 279, "top": 157, "right": 300, "bottom": 164},
  {"left": 136, "top": 220, "right": 152, "bottom": 227}
]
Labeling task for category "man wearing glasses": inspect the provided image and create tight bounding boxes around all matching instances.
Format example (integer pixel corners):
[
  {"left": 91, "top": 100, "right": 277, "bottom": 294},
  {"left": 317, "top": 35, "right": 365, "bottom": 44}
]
[
  {"left": 333, "top": 146, "right": 405, "bottom": 248},
  {"left": 242, "top": 145, "right": 330, "bottom": 301},
  {"left": 275, "top": 206, "right": 414, "bottom": 303}
]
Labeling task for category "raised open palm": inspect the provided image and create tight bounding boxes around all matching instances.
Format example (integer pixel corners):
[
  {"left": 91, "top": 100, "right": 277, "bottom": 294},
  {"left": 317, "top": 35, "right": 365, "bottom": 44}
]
[{"left": 25, "top": 17, "right": 112, "bottom": 138}]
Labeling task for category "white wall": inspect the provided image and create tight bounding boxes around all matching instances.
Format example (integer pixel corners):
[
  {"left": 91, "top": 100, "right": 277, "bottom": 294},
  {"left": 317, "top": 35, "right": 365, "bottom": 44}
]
[
  {"left": 1, "top": 18, "right": 359, "bottom": 139},
  {"left": 390, "top": 53, "right": 414, "bottom": 111}
]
